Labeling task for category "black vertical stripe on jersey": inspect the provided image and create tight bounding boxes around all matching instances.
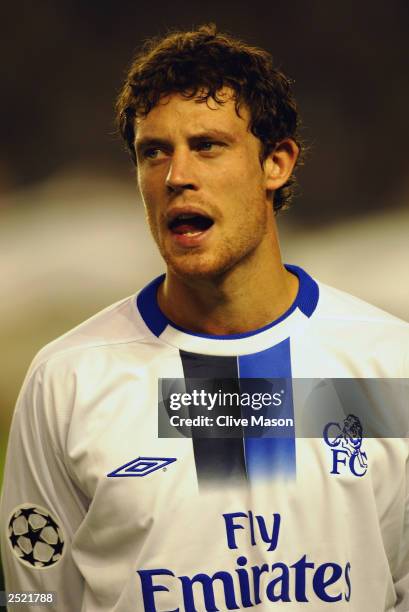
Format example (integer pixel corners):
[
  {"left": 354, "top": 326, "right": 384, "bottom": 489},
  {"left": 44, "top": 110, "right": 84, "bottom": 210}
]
[{"left": 179, "top": 351, "right": 247, "bottom": 488}]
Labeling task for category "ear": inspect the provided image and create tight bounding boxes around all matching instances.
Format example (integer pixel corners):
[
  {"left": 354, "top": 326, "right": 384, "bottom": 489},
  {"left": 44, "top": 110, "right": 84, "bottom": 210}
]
[{"left": 263, "top": 138, "right": 299, "bottom": 191}]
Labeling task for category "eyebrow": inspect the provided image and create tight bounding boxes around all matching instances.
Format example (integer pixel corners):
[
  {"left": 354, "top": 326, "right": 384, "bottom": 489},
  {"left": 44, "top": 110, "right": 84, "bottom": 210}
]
[{"left": 135, "top": 129, "right": 236, "bottom": 153}]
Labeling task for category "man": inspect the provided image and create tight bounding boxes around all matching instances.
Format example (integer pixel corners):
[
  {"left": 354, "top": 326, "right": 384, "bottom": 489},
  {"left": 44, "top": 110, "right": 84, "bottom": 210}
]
[{"left": 1, "top": 24, "right": 409, "bottom": 611}]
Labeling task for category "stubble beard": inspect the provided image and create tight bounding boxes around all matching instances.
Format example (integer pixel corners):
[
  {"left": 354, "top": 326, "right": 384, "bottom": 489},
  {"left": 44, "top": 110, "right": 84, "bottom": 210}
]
[
  {"left": 152, "top": 208, "right": 268, "bottom": 283},
  {"left": 162, "top": 243, "right": 244, "bottom": 281}
]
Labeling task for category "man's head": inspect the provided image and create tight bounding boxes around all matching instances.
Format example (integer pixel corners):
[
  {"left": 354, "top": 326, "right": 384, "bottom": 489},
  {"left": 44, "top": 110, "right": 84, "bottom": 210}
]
[
  {"left": 116, "top": 24, "right": 302, "bottom": 213},
  {"left": 115, "top": 25, "right": 301, "bottom": 281}
]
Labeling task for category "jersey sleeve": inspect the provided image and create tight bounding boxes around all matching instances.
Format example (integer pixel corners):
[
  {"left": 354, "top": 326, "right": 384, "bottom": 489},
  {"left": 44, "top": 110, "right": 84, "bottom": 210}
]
[
  {"left": 0, "top": 361, "right": 86, "bottom": 611},
  {"left": 394, "top": 442, "right": 409, "bottom": 611},
  {"left": 394, "top": 355, "right": 409, "bottom": 611}
]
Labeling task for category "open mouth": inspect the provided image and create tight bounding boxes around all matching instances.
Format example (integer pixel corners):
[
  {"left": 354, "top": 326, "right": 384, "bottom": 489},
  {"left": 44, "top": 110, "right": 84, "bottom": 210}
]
[{"left": 168, "top": 214, "right": 214, "bottom": 236}]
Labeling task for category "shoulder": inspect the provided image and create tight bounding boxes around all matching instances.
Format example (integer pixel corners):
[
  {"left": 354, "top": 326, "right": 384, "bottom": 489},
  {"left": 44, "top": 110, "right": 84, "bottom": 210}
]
[
  {"left": 11, "top": 292, "right": 166, "bottom": 442},
  {"left": 25, "top": 292, "right": 159, "bottom": 383},
  {"left": 310, "top": 280, "right": 409, "bottom": 376},
  {"left": 316, "top": 280, "right": 409, "bottom": 330}
]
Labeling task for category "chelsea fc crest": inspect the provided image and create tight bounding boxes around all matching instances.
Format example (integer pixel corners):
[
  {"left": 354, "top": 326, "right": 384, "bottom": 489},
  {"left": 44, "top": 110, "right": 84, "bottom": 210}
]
[{"left": 323, "top": 414, "right": 368, "bottom": 477}]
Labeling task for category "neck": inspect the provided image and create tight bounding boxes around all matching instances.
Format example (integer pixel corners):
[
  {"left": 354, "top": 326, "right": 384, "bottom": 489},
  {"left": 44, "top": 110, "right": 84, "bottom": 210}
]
[{"left": 157, "top": 223, "right": 299, "bottom": 336}]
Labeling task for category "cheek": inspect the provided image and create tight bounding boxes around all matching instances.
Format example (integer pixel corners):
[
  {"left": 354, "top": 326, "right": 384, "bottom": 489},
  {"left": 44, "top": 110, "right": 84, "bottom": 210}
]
[
  {"left": 138, "top": 176, "right": 159, "bottom": 216},
  {"left": 209, "top": 164, "right": 252, "bottom": 199},
  {"left": 137, "top": 170, "right": 149, "bottom": 200},
  {"left": 227, "top": 152, "right": 264, "bottom": 189}
]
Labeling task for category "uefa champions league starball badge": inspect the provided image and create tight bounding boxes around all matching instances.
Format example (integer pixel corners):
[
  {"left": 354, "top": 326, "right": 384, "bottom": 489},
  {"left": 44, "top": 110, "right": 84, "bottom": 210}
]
[{"left": 7, "top": 504, "right": 65, "bottom": 568}]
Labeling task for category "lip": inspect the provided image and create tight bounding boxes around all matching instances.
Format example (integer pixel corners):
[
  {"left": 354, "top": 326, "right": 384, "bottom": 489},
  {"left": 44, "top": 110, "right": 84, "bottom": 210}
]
[
  {"left": 169, "top": 224, "right": 214, "bottom": 248},
  {"left": 165, "top": 205, "right": 215, "bottom": 249},
  {"left": 166, "top": 205, "right": 214, "bottom": 227}
]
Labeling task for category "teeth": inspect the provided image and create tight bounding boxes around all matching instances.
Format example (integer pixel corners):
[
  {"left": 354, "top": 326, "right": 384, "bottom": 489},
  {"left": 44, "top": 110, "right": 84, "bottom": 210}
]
[{"left": 185, "top": 231, "right": 201, "bottom": 236}]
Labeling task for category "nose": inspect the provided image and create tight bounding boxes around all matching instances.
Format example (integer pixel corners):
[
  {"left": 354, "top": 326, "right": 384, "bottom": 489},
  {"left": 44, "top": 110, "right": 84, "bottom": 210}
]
[{"left": 165, "top": 149, "right": 198, "bottom": 193}]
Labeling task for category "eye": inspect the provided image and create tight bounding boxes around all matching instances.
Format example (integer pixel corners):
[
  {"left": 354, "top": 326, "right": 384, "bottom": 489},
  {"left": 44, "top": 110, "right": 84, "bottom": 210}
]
[
  {"left": 143, "top": 148, "right": 166, "bottom": 160},
  {"left": 198, "top": 141, "right": 214, "bottom": 151},
  {"left": 196, "top": 141, "right": 224, "bottom": 153}
]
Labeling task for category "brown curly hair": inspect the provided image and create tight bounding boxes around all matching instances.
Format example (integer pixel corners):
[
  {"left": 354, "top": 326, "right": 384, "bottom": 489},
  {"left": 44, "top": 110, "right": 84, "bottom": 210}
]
[{"left": 116, "top": 24, "right": 302, "bottom": 212}]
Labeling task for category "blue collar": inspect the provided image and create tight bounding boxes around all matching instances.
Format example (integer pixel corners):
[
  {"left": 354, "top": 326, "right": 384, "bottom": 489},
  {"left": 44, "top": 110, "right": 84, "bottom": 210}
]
[{"left": 136, "top": 264, "right": 319, "bottom": 339}]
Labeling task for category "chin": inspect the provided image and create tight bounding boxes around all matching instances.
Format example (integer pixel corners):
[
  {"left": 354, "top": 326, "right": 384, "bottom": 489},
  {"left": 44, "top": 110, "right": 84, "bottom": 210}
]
[{"left": 165, "top": 251, "right": 236, "bottom": 281}]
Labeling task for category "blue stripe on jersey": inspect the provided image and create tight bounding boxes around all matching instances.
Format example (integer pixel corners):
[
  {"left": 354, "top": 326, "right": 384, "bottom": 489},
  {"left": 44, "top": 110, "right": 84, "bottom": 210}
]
[
  {"left": 136, "top": 265, "right": 319, "bottom": 338},
  {"left": 239, "top": 339, "right": 296, "bottom": 481}
]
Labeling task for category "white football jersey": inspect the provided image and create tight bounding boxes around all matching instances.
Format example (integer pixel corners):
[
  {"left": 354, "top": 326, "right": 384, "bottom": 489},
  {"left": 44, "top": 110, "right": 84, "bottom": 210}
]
[{"left": 1, "top": 265, "right": 409, "bottom": 611}]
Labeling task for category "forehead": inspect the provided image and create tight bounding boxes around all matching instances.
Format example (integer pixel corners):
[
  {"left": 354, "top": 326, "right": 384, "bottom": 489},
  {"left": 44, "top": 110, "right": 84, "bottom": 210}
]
[{"left": 135, "top": 89, "right": 251, "bottom": 138}]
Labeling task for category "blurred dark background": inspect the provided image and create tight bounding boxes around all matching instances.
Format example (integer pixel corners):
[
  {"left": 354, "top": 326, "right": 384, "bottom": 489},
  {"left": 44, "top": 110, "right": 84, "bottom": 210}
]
[
  {"left": 1, "top": 1, "right": 408, "bottom": 601},
  {"left": 1, "top": 0, "right": 409, "bottom": 223}
]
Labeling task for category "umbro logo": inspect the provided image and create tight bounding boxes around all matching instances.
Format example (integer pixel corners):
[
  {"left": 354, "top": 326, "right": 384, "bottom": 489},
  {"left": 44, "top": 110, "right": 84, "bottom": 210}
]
[{"left": 107, "top": 457, "right": 177, "bottom": 478}]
